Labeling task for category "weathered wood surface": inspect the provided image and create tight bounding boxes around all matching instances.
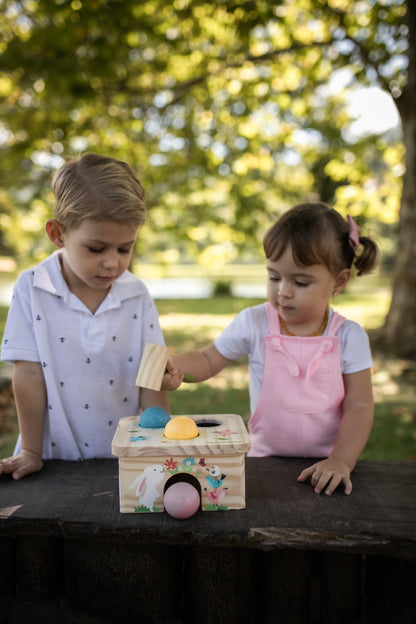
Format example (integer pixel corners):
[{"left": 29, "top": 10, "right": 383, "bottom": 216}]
[
  {"left": 0, "top": 457, "right": 415, "bottom": 559},
  {"left": 0, "top": 458, "right": 415, "bottom": 624}
]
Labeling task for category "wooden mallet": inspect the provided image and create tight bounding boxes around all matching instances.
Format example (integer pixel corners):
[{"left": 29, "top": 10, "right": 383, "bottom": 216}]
[{"left": 135, "top": 343, "right": 169, "bottom": 391}]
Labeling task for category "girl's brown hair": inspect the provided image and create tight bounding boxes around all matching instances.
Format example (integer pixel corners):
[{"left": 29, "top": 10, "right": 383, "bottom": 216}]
[
  {"left": 263, "top": 203, "right": 379, "bottom": 277},
  {"left": 52, "top": 153, "right": 146, "bottom": 230}
]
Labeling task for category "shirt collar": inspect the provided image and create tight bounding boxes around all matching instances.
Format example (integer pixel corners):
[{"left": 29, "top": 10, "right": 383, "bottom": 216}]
[{"left": 33, "top": 250, "right": 148, "bottom": 308}]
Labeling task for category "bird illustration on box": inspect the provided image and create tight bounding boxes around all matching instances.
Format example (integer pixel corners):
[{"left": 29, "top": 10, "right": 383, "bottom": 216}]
[
  {"left": 205, "top": 487, "right": 228, "bottom": 506},
  {"left": 206, "top": 465, "right": 226, "bottom": 489}
]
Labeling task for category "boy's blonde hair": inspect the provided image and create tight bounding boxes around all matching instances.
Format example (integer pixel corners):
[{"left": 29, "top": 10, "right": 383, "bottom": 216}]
[{"left": 52, "top": 153, "right": 146, "bottom": 230}]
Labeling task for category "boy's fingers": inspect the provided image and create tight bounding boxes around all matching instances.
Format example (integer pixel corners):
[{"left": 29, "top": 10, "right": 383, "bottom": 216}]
[
  {"left": 0, "top": 457, "right": 17, "bottom": 475},
  {"left": 0, "top": 454, "right": 43, "bottom": 481},
  {"left": 13, "top": 460, "right": 43, "bottom": 480}
]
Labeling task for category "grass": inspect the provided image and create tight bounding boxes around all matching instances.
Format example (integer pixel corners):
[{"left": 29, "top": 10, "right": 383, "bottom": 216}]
[{"left": 1, "top": 282, "right": 415, "bottom": 461}]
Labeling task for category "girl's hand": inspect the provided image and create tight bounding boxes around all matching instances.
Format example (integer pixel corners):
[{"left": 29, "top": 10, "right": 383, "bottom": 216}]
[
  {"left": 0, "top": 449, "right": 43, "bottom": 481},
  {"left": 161, "top": 357, "right": 184, "bottom": 391},
  {"left": 297, "top": 458, "right": 353, "bottom": 496}
]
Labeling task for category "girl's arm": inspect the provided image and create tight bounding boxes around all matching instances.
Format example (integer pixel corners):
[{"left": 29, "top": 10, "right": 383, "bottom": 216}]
[
  {"left": 0, "top": 361, "right": 46, "bottom": 480},
  {"left": 297, "top": 368, "right": 374, "bottom": 495},
  {"left": 162, "top": 343, "right": 233, "bottom": 390}
]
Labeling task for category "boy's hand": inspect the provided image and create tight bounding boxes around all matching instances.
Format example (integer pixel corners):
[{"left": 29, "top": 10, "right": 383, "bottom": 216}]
[
  {"left": 161, "top": 356, "right": 184, "bottom": 391},
  {"left": 297, "top": 458, "right": 353, "bottom": 496},
  {"left": 0, "top": 449, "right": 43, "bottom": 481}
]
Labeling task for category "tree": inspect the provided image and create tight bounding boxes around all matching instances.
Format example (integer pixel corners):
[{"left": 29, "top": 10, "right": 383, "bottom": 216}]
[
  {"left": 381, "top": 1, "right": 416, "bottom": 355},
  {"left": 0, "top": 0, "right": 412, "bottom": 354}
]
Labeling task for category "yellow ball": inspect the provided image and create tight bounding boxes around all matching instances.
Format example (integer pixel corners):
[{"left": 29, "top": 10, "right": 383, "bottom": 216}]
[{"left": 164, "top": 416, "right": 199, "bottom": 440}]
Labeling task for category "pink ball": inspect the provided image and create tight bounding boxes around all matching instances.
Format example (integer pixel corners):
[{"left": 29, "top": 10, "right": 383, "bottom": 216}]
[{"left": 164, "top": 482, "right": 200, "bottom": 519}]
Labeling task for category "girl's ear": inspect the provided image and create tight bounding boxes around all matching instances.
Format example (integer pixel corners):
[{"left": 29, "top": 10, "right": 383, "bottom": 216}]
[
  {"left": 334, "top": 268, "right": 351, "bottom": 295},
  {"left": 46, "top": 219, "right": 65, "bottom": 248}
]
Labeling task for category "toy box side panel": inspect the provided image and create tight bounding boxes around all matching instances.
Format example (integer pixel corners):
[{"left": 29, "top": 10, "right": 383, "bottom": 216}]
[
  {"left": 118, "top": 456, "right": 166, "bottom": 513},
  {"left": 118, "top": 452, "right": 247, "bottom": 513},
  {"left": 199, "top": 453, "right": 246, "bottom": 511}
]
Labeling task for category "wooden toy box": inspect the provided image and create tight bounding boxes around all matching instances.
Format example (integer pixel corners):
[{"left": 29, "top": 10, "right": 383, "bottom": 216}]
[{"left": 112, "top": 414, "right": 250, "bottom": 513}]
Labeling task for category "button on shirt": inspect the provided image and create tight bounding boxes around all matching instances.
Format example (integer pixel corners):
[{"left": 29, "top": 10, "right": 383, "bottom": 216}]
[{"left": 1, "top": 251, "right": 165, "bottom": 460}]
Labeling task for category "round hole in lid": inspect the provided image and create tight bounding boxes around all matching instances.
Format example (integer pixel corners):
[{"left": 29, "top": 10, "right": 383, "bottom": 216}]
[{"left": 194, "top": 418, "right": 222, "bottom": 427}]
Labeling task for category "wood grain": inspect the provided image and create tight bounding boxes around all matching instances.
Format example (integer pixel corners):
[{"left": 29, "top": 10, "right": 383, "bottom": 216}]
[{"left": 135, "top": 343, "right": 169, "bottom": 390}]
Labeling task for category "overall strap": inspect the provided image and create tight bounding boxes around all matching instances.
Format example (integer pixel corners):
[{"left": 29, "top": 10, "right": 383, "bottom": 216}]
[
  {"left": 265, "top": 302, "right": 281, "bottom": 334},
  {"left": 326, "top": 311, "right": 346, "bottom": 336}
]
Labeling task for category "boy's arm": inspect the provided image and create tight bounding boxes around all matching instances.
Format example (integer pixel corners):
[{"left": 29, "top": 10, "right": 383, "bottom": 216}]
[
  {"left": 139, "top": 388, "right": 170, "bottom": 412},
  {"left": 162, "top": 343, "right": 233, "bottom": 390},
  {"left": 297, "top": 368, "right": 374, "bottom": 495},
  {"left": 0, "top": 361, "right": 46, "bottom": 480}
]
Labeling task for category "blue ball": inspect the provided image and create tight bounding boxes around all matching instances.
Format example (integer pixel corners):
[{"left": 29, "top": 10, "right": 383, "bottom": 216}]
[{"left": 139, "top": 406, "right": 171, "bottom": 429}]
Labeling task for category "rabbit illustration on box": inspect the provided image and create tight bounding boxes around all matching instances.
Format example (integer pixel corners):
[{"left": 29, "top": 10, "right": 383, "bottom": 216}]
[{"left": 130, "top": 464, "right": 165, "bottom": 510}]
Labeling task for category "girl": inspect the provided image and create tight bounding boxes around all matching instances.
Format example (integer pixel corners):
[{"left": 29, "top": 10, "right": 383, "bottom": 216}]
[
  {"left": 163, "top": 203, "right": 379, "bottom": 496},
  {"left": 1, "top": 153, "right": 169, "bottom": 480}
]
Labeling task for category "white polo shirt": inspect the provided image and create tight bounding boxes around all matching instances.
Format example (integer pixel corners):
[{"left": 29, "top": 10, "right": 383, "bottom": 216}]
[{"left": 1, "top": 251, "right": 165, "bottom": 460}]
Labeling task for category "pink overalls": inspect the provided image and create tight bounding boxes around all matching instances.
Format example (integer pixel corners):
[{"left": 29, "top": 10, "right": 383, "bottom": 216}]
[{"left": 248, "top": 303, "right": 346, "bottom": 458}]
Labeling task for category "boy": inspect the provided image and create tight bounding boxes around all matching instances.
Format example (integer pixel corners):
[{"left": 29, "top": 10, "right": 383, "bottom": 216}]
[{"left": 1, "top": 153, "right": 168, "bottom": 479}]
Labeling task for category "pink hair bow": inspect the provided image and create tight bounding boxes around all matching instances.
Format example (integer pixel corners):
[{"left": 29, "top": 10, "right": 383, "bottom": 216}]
[{"left": 347, "top": 215, "right": 360, "bottom": 251}]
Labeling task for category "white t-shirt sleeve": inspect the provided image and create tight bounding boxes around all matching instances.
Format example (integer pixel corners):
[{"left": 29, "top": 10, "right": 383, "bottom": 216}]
[
  {"left": 214, "top": 305, "right": 266, "bottom": 360},
  {"left": 338, "top": 319, "right": 373, "bottom": 374}
]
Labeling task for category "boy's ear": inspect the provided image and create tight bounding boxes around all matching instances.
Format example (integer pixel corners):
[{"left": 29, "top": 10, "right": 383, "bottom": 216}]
[
  {"left": 46, "top": 219, "right": 65, "bottom": 248},
  {"left": 334, "top": 268, "right": 351, "bottom": 294}
]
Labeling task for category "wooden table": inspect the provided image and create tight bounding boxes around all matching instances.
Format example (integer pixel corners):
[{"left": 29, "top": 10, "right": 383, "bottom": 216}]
[{"left": 0, "top": 457, "right": 415, "bottom": 623}]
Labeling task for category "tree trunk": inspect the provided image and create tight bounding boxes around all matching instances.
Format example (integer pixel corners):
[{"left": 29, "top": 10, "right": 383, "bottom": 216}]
[{"left": 382, "top": 0, "right": 416, "bottom": 357}]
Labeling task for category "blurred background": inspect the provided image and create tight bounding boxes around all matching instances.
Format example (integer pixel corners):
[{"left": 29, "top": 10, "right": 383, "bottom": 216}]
[{"left": 0, "top": 0, "right": 414, "bottom": 460}]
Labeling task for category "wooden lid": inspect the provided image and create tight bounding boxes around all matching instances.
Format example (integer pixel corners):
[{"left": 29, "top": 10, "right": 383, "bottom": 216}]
[{"left": 112, "top": 414, "right": 250, "bottom": 457}]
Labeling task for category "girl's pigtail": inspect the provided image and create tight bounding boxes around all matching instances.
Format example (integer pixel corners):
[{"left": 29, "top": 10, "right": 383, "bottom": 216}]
[{"left": 354, "top": 236, "right": 379, "bottom": 276}]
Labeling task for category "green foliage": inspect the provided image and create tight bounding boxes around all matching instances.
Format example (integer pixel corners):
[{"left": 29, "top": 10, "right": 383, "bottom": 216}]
[
  {"left": 0, "top": 0, "right": 407, "bottom": 263},
  {"left": 0, "top": 306, "right": 8, "bottom": 328},
  {"left": 212, "top": 279, "right": 233, "bottom": 297}
]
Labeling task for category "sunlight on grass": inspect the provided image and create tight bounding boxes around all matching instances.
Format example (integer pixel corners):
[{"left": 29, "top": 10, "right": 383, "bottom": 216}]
[
  {"left": 161, "top": 313, "right": 233, "bottom": 331},
  {"left": 368, "top": 356, "right": 416, "bottom": 460},
  {"left": 334, "top": 290, "right": 391, "bottom": 329}
]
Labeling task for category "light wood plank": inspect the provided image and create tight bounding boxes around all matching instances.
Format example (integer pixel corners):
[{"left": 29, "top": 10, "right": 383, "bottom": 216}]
[{"left": 135, "top": 343, "right": 169, "bottom": 390}]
